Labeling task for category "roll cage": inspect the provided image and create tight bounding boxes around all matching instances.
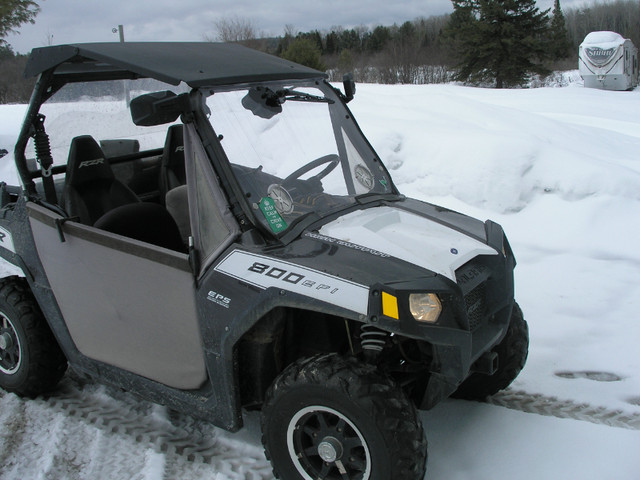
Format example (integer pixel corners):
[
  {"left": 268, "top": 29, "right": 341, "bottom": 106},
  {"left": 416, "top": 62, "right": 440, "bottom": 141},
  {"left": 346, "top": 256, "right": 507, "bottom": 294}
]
[{"left": 12, "top": 42, "right": 400, "bottom": 245}]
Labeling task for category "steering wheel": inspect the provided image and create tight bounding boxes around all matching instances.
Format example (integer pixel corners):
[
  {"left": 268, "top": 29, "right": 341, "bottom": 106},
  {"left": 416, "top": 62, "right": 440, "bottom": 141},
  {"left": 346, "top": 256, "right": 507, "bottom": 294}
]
[{"left": 283, "top": 154, "right": 340, "bottom": 185}]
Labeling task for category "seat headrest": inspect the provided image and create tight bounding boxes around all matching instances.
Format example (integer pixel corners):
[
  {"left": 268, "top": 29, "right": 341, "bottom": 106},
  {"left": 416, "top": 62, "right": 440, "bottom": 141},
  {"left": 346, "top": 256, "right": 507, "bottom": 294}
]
[
  {"left": 163, "top": 125, "right": 185, "bottom": 172},
  {"left": 165, "top": 124, "right": 184, "bottom": 157},
  {"left": 66, "top": 135, "right": 114, "bottom": 187}
]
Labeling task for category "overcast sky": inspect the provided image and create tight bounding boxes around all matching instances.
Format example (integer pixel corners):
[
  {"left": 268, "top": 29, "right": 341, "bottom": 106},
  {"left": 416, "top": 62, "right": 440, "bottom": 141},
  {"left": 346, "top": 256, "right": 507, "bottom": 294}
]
[{"left": 5, "top": 0, "right": 591, "bottom": 54}]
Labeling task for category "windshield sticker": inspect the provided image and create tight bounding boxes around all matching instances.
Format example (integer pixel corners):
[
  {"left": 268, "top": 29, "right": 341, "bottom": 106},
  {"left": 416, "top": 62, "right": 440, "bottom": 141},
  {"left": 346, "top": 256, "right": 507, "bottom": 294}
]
[
  {"left": 259, "top": 197, "right": 288, "bottom": 233},
  {"left": 268, "top": 184, "right": 294, "bottom": 214},
  {"left": 354, "top": 164, "right": 374, "bottom": 190}
]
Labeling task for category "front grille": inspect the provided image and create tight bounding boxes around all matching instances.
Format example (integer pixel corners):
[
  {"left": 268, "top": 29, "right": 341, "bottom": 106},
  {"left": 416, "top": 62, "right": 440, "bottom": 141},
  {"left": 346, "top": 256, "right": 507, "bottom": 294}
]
[{"left": 464, "top": 283, "right": 488, "bottom": 330}]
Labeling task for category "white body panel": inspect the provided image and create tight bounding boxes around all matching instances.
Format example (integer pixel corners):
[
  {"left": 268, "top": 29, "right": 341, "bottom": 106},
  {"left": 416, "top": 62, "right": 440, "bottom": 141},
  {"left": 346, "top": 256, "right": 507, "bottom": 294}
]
[
  {"left": 0, "top": 226, "right": 15, "bottom": 253},
  {"left": 319, "top": 206, "right": 498, "bottom": 282},
  {"left": 0, "top": 257, "right": 23, "bottom": 278},
  {"left": 215, "top": 250, "right": 369, "bottom": 315},
  {"left": 214, "top": 250, "right": 370, "bottom": 315},
  {"left": 0, "top": 227, "right": 23, "bottom": 278}
]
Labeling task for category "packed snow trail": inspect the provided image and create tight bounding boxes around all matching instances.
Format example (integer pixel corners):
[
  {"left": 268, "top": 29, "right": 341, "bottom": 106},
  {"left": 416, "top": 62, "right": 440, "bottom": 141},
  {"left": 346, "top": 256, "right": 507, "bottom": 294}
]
[
  {"left": 36, "top": 374, "right": 640, "bottom": 437},
  {"left": 0, "top": 375, "right": 273, "bottom": 480},
  {"left": 1, "top": 373, "right": 638, "bottom": 480},
  {"left": 487, "top": 389, "right": 640, "bottom": 430}
]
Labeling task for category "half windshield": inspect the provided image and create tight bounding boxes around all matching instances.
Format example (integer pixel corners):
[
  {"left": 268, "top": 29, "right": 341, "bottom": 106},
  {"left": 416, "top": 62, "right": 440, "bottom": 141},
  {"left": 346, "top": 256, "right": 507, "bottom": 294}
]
[{"left": 205, "top": 81, "right": 394, "bottom": 235}]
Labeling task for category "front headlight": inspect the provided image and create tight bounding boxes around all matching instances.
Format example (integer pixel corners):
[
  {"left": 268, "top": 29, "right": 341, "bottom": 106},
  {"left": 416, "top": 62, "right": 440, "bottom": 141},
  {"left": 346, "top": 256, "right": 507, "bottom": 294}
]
[{"left": 409, "top": 293, "right": 442, "bottom": 323}]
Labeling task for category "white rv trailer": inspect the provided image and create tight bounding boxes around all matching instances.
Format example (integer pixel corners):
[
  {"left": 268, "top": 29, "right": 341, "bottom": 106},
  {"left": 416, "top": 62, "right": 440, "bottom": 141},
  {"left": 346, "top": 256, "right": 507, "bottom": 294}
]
[{"left": 579, "top": 31, "right": 638, "bottom": 91}]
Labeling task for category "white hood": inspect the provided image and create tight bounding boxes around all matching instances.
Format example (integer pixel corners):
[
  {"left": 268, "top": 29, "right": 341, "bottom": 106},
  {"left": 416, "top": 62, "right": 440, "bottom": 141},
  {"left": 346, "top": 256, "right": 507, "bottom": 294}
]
[{"left": 319, "top": 206, "right": 498, "bottom": 282}]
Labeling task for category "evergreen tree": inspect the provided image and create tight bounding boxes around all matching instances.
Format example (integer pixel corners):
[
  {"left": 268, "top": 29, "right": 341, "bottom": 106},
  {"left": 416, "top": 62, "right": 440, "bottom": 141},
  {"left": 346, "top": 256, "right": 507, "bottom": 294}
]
[
  {"left": 340, "top": 29, "right": 362, "bottom": 52},
  {"left": 0, "top": 0, "right": 40, "bottom": 47},
  {"left": 444, "top": 0, "right": 551, "bottom": 88},
  {"left": 296, "top": 30, "right": 323, "bottom": 53},
  {"left": 442, "top": 1, "right": 476, "bottom": 58},
  {"left": 549, "top": 0, "right": 572, "bottom": 59},
  {"left": 365, "top": 26, "right": 391, "bottom": 52},
  {"left": 281, "top": 38, "right": 326, "bottom": 71},
  {"left": 325, "top": 31, "right": 338, "bottom": 55}
]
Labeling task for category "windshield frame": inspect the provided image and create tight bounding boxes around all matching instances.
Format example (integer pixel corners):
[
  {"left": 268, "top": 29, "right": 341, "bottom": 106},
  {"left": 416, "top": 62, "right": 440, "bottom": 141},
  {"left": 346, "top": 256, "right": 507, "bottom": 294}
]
[{"left": 198, "top": 78, "right": 401, "bottom": 243}]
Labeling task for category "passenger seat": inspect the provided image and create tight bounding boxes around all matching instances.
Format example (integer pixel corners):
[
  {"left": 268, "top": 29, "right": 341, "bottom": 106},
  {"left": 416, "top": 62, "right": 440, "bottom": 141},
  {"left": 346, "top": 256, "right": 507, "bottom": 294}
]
[
  {"left": 62, "top": 135, "right": 140, "bottom": 225},
  {"left": 159, "top": 124, "right": 185, "bottom": 202}
]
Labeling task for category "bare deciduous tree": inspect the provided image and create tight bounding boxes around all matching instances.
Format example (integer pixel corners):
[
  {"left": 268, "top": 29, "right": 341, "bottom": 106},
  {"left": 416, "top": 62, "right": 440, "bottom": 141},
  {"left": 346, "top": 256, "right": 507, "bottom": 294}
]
[
  {"left": 203, "top": 16, "right": 268, "bottom": 50},
  {"left": 564, "top": 0, "right": 639, "bottom": 51},
  {"left": 206, "top": 16, "right": 257, "bottom": 43}
]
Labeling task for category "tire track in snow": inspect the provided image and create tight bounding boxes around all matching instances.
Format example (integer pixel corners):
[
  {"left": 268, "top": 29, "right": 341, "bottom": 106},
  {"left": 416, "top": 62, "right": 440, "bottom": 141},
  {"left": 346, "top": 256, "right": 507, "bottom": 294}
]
[
  {"left": 0, "top": 393, "right": 27, "bottom": 471},
  {"left": 34, "top": 376, "right": 273, "bottom": 480},
  {"left": 486, "top": 389, "right": 640, "bottom": 430},
  {"left": 46, "top": 377, "right": 640, "bottom": 434},
  {"left": 7, "top": 376, "right": 638, "bottom": 479}
]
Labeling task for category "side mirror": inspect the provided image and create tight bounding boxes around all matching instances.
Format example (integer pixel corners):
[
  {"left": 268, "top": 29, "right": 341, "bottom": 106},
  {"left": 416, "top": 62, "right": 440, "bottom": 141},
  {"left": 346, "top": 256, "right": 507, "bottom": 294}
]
[
  {"left": 242, "top": 87, "right": 283, "bottom": 119},
  {"left": 130, "top": 91, "right": 189, "bottom": 126},
  {"left": 343, "top": 73, "right": 356, "bottom": 102}
]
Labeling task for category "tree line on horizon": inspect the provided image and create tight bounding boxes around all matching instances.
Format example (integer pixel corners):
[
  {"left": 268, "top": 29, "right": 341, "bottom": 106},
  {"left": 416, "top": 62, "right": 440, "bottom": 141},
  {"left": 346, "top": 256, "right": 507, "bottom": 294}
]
[
  {"left": 267, "top": 0, "right": 639, "bottom": 87},
  {"left": 0, "top": 0, "right": 639, "bottom": 103}
]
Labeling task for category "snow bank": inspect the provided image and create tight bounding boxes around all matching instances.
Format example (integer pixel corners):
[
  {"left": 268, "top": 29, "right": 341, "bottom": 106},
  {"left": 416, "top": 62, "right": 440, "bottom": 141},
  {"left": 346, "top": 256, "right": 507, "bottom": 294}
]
[
  {"left": 352, "top": 84, "right": 640, "bottom": 214},
  {"left": 348, "top": 83, "right": 640, "bottom": 417}
]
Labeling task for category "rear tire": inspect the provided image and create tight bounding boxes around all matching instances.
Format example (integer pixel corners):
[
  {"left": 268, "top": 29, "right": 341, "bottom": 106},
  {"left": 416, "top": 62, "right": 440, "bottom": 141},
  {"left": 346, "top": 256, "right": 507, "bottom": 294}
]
[
  {"left": 0, "top": 277, "right": 67, "bottom": 397},
  {"left": 261, "top": 353, "right": 427, "bottom": 480},
  {"left": 453, "top": 302, "right": 528, "bottom": 400}
]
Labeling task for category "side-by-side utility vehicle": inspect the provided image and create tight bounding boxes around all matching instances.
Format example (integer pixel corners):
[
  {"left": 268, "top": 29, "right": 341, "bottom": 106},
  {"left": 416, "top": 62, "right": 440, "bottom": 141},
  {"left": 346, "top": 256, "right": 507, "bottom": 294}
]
[{"left": 0, "top": 43, "right": 528, "bottom": 479}]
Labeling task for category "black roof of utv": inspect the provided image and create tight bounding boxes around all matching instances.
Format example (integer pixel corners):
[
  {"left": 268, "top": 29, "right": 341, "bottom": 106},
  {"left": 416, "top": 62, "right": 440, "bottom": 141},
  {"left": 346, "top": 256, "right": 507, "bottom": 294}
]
[{"left": 24, "top": 42, "right": 326, "bottom": 87}]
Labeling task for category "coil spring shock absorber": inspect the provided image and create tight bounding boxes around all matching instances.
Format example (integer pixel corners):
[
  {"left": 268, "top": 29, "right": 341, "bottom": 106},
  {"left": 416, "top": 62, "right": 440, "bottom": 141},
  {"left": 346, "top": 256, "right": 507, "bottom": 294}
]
[
  {"left": 32, "top": 114, "right": 53, "bottom": 175},
  {"left": 31, "top": 113, "right": 57, "bottom": 203},
  {"left": 360, "top": 324, "right": 389, "bottom": 362}
]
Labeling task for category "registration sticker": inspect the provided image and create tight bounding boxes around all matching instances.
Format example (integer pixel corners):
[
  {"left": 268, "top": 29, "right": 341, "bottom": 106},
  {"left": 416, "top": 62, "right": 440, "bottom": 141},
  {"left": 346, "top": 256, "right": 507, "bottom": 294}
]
[{"left": 259, "top": 197, "right": 288, "bottom": 234}]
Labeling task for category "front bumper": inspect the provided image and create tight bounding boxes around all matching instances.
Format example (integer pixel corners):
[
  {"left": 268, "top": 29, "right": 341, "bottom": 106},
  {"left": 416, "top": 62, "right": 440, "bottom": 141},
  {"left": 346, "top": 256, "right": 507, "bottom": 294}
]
[
  {"left": 418, "top": 301, "right": 514, "bottom": 409},
  {"left": 365, "top": 235, "right": 516, "bottom": 410},
  {"left": 418, "top": 247, "right": 516, "bottom": 409}
]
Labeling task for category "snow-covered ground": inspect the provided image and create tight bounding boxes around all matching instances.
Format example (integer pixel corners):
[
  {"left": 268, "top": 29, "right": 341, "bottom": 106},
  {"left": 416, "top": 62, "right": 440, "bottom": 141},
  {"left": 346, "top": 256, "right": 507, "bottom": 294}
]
[{"left": 1, "top": 75, "right": 639, "bottom": 479}]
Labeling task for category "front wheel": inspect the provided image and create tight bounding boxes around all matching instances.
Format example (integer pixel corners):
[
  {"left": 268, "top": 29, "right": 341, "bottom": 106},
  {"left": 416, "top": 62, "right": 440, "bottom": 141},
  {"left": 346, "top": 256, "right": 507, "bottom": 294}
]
[{"left": 261, "top": 353, "right": 427, "bottom": 480}]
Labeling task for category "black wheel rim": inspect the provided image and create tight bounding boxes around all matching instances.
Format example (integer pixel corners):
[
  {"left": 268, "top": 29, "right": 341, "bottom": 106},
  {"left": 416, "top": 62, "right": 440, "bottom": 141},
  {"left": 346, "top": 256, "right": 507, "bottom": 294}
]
[
  {"left": 287, "top": 405, "right": 371, "bottom": 480},
  {"left": 0, "top": 312, "right": 22, "bottom": 375}
]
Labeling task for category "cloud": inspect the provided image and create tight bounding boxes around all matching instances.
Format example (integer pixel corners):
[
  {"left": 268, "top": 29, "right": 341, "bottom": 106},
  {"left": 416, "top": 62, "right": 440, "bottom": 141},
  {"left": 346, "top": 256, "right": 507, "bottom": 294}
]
[{"left": 4, "top": 0, "right": 593, "bottom": 54}]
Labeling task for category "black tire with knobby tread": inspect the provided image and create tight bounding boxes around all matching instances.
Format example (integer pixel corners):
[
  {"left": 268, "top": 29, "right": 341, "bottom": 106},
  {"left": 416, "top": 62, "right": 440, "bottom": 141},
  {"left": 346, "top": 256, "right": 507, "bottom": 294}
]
[
  {"left": 453, "top": 302, "right": 529, "bottom": 400},
  {"left": 0, "top": 277, "right": 67, "bottom": 397},
  {"left": 261, "top": 353, "right": 427, "bottom": 480}
]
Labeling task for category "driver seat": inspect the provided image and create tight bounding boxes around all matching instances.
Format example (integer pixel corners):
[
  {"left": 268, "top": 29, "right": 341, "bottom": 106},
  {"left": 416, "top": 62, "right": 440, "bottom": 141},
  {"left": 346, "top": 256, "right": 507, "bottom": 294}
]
[{"left": 62, "top": 135, "right": 140, "bottom": 225}]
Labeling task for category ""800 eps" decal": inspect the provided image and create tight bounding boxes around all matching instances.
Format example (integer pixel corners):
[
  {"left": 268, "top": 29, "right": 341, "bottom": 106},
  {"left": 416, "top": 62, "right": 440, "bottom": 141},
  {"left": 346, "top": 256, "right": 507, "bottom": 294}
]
[{"left": 214, "top": 250, "right": 369, "bottom": 314}]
